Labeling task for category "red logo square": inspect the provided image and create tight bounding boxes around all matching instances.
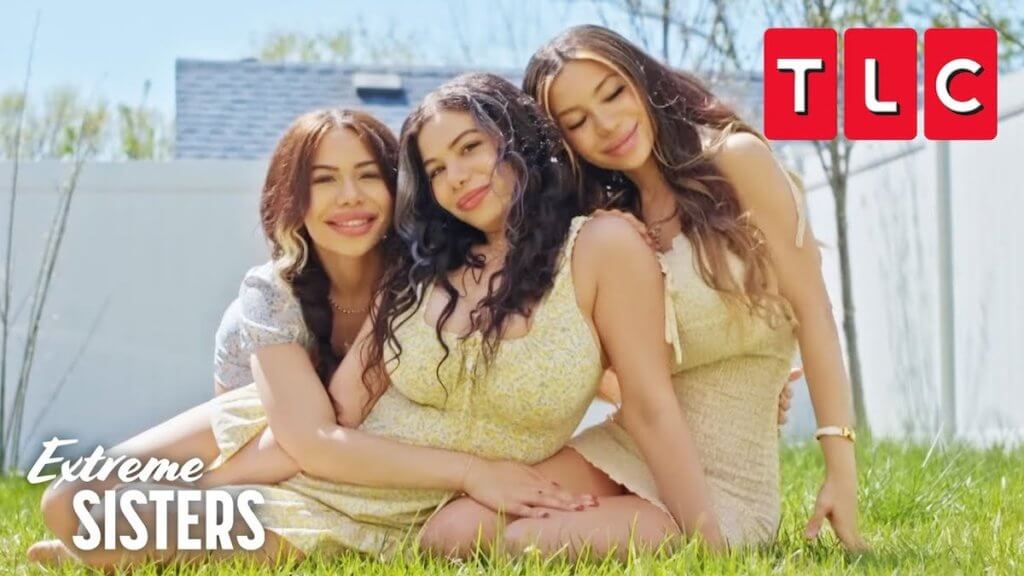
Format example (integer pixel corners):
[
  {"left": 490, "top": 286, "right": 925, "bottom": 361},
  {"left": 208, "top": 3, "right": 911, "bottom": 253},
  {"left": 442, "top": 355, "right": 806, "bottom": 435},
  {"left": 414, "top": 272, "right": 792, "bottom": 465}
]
[
  {"left": 764, "top": 28, "right": 838, "bottom": 140},
  {"left": 844, "top": 28, "right": 918, "bottom": 140},
  {"left": 924, "top": 28, "right": 998, "bottom": 140}
]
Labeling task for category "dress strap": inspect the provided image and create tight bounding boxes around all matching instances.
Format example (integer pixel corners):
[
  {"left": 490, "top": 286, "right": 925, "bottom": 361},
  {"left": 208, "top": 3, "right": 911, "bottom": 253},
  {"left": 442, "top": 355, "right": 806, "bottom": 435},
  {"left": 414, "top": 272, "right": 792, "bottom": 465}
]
[
  {"left": 780, "top": 166, "right": 807, "bottom": 248},
  {"left": 552, "top": 215, "right": 592, "bottom": 289},
  {"left": 657, "top": 254, "right": 684, "bottom": 365}
]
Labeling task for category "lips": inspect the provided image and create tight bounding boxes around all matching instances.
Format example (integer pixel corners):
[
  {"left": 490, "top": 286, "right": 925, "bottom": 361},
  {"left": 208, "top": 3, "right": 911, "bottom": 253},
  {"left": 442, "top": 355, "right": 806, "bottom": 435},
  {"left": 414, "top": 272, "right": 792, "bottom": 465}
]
[
  {"left": 456, "top": 184, "right": 490, "bottom": 211},
  {"left": 325, "top": 211, "right": 378, "bottom": 237},
  {"left": 602, "top": 122, "right": 639, "bottom": 157}
]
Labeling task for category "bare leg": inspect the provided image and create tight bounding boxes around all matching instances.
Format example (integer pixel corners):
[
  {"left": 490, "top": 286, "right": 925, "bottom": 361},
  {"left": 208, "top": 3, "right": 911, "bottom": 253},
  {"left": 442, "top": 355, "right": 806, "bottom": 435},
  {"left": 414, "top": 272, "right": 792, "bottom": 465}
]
[
  {"left": 419, "top": 447, "right": 624, "bottom": 557},
  {"left": 503, "top": 495, "right": 679, "bottom": 561},
  {"left": 38, "top": 400, "right": 222, "bottom": 547},
  {"left": 33, "top": 398, "right": 299, "bottom": 563}
]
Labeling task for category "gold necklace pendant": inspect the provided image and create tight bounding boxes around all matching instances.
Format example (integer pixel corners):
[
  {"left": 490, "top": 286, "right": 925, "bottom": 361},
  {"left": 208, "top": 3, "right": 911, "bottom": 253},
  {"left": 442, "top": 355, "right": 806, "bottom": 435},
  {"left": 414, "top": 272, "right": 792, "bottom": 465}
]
[
  {"left": 329, "top": 295, "right": 370, "bottom": 315},
  {"left": 645, "top": 203, "right": 680, "bottom": 252}
]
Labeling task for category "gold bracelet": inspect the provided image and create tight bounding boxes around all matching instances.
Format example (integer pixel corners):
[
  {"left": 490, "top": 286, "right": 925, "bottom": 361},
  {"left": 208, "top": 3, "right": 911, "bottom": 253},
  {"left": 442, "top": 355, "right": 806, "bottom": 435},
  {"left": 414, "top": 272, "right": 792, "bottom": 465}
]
[{"left": 814, "top": 426, "right": 856, "bottom": 443}]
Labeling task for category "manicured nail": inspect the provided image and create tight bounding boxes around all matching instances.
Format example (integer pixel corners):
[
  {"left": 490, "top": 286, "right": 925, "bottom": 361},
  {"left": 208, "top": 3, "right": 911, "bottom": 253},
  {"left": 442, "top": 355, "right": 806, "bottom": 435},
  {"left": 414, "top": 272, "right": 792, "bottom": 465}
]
[
  {"left": 542, "top": 512, "right": 550, "bottom": 518},
  {"left": 575, "top": 504, "right": 585, "bottom": 511}
]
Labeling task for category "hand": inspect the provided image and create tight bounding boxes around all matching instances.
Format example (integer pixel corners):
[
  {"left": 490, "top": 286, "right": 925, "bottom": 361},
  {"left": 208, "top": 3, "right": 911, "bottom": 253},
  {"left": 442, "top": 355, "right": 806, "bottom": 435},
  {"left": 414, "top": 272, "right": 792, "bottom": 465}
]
[
  {"left": 592, "top": 209, "right": 655, "bottom": 250},
  {"left": 805, "top": 472, "right": 867, "bottom": 551},
  {"left": 778, "top": 367, "right": 801, "bottom": 425},
  {"left": 461, "top": 458, "right": 597, "bottom": 519}
]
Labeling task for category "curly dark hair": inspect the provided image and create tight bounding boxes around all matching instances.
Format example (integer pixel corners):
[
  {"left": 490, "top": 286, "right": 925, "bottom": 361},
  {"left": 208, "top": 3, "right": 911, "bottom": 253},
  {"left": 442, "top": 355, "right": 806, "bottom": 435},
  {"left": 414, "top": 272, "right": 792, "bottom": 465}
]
[
  {"left": 524, "top": 25, "right": 792, "bottom": 325},
  {"left": 361, "top": 73, "right": 580, "bottom": 403},
  {"left": 260, "top": 108, "right": 401, "bottom": 383}
]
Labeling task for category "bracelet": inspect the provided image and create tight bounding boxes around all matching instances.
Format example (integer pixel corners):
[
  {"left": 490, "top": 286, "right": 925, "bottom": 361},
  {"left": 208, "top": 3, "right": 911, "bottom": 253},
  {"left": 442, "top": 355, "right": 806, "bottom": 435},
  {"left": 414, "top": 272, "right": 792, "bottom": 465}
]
[{"left": 814, "top": 426, "right": 856, "bottom": 443}]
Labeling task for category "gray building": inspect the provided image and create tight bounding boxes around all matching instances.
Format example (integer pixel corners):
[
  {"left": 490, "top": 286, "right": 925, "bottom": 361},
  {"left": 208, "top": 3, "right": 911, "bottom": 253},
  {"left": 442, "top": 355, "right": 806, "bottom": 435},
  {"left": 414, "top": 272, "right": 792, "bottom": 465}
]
[
  {"left": 174, "top": 58, "right": 762, "bottom": 160},
  {"left": 175, "top": 60, "right": 522, "bottom": 159}
]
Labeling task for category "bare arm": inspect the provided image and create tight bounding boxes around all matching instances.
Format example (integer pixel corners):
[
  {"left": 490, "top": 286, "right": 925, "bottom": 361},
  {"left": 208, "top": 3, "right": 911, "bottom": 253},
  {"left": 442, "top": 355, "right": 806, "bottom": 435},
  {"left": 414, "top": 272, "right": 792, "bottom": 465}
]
[
  {"left": 715, "top": 132, "right": 863, "bottom": 549},
  {"left": 575, "top": 215, "right": 724, "bottom": 549},
  {"left": 252, "top": 311, "right": 590, "bottom": 515}
]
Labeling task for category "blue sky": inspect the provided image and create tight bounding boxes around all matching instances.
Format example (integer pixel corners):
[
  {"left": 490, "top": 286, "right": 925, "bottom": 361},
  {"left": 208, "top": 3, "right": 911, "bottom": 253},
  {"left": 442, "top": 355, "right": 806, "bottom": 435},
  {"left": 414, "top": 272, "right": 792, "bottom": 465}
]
[{"left": 0, "top": 0, "right": 765, "bottom": 118}]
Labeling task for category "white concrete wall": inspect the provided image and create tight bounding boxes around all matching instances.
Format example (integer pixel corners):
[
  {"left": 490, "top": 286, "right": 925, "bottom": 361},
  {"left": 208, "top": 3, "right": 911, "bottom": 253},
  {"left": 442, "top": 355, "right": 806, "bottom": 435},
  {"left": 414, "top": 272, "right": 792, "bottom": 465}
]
[
  {"left": 785, "top": 69, "right": 1024, "bottom": 444},
  {"left": 0, "top": 160, "right": 269, "bottom": 467}
]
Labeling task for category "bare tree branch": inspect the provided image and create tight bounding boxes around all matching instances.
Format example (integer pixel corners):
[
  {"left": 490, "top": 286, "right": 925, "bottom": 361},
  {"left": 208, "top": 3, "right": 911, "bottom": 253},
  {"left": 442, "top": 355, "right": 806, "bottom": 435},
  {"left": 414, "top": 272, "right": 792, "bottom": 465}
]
[{"left": 1, "top": 11, "right": 40, "bottom": 470}]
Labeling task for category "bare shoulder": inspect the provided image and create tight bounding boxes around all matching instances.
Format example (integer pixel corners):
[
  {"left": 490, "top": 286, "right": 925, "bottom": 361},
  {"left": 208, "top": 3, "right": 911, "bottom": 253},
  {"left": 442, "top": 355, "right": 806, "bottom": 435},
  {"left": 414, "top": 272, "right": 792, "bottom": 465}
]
[
  {"left": 712, "top": 131, "right": 794, "bottom": 209},
  {"left": 574, "top": 213, "right": 653, "bottom": 265},
  {"left": 712, "top": 132, "right": 779, "bottom": 182}
]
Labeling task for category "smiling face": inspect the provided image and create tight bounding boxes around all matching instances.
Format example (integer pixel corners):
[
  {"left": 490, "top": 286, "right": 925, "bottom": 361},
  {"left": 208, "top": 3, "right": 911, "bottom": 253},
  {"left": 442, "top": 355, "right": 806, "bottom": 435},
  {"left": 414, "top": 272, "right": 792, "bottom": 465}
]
[
  {"left": 547, "top": 58, "right": 656, "bottom": 172},
  {"left": 416, "top": 109, "right": 516, "bottom": 235},
  {"left": 303, "top": 128, "right": 394, "bottom": 258}
]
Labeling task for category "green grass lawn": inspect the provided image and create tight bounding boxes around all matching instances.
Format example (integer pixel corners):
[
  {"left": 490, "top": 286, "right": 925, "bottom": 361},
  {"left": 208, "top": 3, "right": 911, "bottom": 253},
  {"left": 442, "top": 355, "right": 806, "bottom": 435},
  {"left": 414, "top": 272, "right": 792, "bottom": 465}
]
[{"left": 1, "top": 439, "right": 1021, "bottom": 575}]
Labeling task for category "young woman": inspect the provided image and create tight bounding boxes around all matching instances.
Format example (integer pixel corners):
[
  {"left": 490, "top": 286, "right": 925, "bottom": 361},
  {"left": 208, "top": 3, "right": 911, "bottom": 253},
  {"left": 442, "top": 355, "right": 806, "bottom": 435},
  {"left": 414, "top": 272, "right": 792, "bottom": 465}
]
[
  {"left": 27, "top": 106, "right": 594, "bottom": 569},
  {"left": 29, "top": 71, "right": 716, "bottom": 568},
  {"left": 420, "top": 25, "right": 865, "bottom": 556}
]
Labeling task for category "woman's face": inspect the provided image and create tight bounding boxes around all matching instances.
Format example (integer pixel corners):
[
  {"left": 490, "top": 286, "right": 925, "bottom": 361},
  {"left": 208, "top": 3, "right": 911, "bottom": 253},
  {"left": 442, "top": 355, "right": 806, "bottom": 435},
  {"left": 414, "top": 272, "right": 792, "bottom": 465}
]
[
  {"left": 303, "top": 128, "right": 393, "bottom": 258},
  {"left": 417, "top": 109, "right": 516, "bottom": 235},
  {"left": 547, "top": 58, "right": 655, "bottom": 172}
]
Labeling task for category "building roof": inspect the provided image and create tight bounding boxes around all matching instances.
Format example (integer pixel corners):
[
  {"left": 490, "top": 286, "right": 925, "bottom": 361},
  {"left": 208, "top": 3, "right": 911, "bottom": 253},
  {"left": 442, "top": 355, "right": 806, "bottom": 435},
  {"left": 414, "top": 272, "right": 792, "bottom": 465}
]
[
  {"left": 175, "top": 58, "right": 761, "bottom": 160},
  {"left": 175, "top": 59, "right": 522, "bottom": 159}
]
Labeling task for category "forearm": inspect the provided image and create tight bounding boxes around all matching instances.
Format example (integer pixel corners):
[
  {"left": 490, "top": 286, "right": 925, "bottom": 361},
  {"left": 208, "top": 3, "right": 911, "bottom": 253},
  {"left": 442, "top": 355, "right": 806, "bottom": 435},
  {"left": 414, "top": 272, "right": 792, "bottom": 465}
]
[
  {"left": 292, "top": 424, "right": 477, "bottom": 491},
  {"left": 796, "top": 304, "right": 857, "bottom": 475},
  {"left": 198, "top": 427, "right": 300, "bottom": 488}
]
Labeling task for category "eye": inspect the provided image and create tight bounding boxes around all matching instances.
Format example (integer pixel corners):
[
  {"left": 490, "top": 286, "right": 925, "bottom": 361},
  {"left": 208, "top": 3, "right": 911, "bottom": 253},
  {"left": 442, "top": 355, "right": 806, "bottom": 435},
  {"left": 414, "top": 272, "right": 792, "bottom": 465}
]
[
  {"left": 603, "top": 85, "right": 625, "bottom": 102},
  {"left": 461, "top": 141, "right": 481, "bottom": 154},
  {"left": 312, "top": 174, "right": 335, "bottom": 184},
  {"left": 358, "top": 171, "right": 381, "bottom": 180},
  {"left": 428, "top": 166, "right": 445, "bottom": 180},
  {"left": 566, "top": 116, "right": 587, "bottom": 131}
]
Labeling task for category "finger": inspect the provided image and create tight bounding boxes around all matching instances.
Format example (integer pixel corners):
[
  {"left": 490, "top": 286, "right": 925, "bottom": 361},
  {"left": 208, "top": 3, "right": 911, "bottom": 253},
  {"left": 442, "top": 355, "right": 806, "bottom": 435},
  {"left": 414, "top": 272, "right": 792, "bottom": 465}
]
[
  {"left": 789, "top": 367, "right": 804, "bottom": 382},
  {"left": 535, "top": 494, "right": 584, "bottom": 512},
  {"left": 779, "top": 412, "right": 788, "bottom": 425},
  {"left": 513, "top": 504, "right": 550, "bottom": 519},
  {"left": 805, "top": 504, "right": 828, "bottom": 539},
  {"left": 543, "top": 485, "right": 594, "bottom": 509},
  {"left": 781, "top": 397, "right": 791, "bottom": 410}
]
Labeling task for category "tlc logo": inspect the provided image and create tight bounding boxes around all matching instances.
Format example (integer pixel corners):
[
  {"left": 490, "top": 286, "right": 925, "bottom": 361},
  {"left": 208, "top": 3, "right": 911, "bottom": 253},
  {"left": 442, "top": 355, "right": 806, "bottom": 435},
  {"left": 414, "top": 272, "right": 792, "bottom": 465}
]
[{"left": 764, "top": 28, "right": 998, "bottom": 140}]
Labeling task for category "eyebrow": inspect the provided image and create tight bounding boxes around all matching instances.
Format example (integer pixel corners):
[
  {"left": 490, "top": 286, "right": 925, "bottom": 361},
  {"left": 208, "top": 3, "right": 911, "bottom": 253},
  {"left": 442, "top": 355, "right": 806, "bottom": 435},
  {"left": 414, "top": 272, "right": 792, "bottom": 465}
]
[
  {"left": 311, "top": 160, "right": 377, "bottom": 171},
  {"left": 422, "top": 128, "right": 480, "bottom": 168},
  {"left": 555, "top": 72, "right": 618, "bottom": 118}
]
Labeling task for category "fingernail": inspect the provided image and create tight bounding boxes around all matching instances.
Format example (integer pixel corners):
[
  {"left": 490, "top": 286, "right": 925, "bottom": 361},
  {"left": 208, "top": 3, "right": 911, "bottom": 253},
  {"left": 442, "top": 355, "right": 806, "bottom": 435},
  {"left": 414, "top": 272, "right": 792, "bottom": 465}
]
[
  {"left": 575, "top": 504, "right": 585, "bottom": 511},
  {"left": 542, "top": 512, "right": 550, "bottom": 518}
]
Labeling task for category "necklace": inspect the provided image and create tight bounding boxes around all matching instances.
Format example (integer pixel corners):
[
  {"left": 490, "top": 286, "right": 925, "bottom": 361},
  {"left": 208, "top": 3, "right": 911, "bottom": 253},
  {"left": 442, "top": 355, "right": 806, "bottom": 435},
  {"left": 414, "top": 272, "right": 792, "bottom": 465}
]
[
  {"left": 328, "top": 295, "right": 370, "bottom": 315},
  {"left": 645, "top": 203, "right": 680, "bottom": 252}
]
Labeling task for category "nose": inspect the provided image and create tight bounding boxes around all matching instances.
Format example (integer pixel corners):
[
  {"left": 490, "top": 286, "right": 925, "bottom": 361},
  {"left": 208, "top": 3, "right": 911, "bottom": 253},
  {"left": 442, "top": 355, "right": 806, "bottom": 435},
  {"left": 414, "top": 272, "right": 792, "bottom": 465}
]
[
  {"left": 334, "top": 177, "right": 361, "bottom": 205},
  {"left": 446, "top": 159, "right": 470, "bottom": 191},
  {"left": 592, "top": 110, "right": 617, "bottom": 136}
]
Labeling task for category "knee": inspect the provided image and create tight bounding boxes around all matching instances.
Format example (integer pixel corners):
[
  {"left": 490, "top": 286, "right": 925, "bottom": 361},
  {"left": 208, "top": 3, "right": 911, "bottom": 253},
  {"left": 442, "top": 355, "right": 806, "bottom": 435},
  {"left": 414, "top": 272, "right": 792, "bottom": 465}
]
[
  {"left": 418, "top": 501, "right": 498, "bottom": 558},
  {"left": 503, "top": 518, "right": 564, "bottom": 557},
  {"left": 40, "top": 482, "right": 80, "bottom": 542}
]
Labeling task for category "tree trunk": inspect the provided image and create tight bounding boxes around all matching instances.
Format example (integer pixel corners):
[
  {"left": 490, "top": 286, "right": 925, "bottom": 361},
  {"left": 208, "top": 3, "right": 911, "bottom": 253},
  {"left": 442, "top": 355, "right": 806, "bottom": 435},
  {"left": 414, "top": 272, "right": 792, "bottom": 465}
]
[{"left": 831, "top": 145, "right": 869, "bottom": 429}]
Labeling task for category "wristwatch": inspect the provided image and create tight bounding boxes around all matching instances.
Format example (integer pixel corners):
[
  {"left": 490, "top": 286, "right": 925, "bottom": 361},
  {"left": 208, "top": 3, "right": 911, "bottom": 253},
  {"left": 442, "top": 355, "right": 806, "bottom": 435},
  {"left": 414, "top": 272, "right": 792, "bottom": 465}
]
[{"left": 814, "top": 426, "right": 856, "bottom": 443}]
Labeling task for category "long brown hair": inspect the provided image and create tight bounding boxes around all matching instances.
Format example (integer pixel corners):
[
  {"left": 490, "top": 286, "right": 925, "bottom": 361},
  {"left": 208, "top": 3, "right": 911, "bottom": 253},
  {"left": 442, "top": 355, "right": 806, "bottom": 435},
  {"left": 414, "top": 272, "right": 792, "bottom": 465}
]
[
  {"left": 524, "top": 25, "right": 791, "bottom": 325},
  {"left": 260, "top": 108, "right": 401, "bottom": 382},
  {"left": 362, "top": 73, "right": 579, "bottom": 402}
]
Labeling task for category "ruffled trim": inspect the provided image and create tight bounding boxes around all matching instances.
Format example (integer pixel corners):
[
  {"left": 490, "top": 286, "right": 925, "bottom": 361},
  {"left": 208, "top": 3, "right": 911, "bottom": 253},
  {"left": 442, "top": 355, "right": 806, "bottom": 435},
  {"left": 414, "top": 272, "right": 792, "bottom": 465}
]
[
  {"left": 552, "top": 215, "right": 592, "bottom": 293},
  {"left": 568, "top": 423, "right": 676, "bottom": 527}
]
